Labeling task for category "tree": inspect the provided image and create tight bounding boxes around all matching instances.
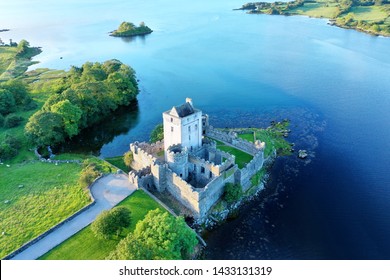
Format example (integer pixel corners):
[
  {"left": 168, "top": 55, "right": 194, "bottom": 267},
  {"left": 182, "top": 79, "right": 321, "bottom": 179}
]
[
  {"left": 150, "top": 123, "right": 164, "bottom": 143},
  {"left": 223, "top": 183, "right": 243, "bottom": 204},
  {"left": 0, "top": 89, "right": 16, "bottom": 115},
  {"left": 91, "top": 206, "right": 131, "bottom": 239},
  {"left": 106, "top": 234, "right": 153, "bottom": 260},
  {"left": 4, "top": 114, "right": 23, "bottom": 128},
  {"left": 25, "top": 111, "right": 65, "bottom": 147},
  {"left": 110, "top": 209, "right": 198, "bottom": 260},
  {"left": 123, "top": 151, "right": 133, "bottom": 168},
  {"left": 16, "top": 39, "right": 30, "bottom": 56},
  {"left": 51, "top": 99, "right": 82, "bottom": 138}
]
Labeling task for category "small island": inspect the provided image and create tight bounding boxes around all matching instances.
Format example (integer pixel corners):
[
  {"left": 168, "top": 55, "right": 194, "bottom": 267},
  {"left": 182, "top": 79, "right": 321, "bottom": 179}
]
[
  {"left": 110, "top": 21, "right": 153, "bottom": 37},
  {"left": 237, "top": 0, "right": 390, "bottom": 37}
]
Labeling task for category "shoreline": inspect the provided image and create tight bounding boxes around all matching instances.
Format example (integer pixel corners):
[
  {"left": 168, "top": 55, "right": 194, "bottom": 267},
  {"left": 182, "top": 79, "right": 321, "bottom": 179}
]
[{"left": 236, "top": 1, "right": 390, "bottom": 37}]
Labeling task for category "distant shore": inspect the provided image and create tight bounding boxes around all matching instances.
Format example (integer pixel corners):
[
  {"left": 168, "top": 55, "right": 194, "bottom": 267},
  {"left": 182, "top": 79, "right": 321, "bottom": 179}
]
[{"left": 236, "top": 1, "right": 390, "bottom": 37}]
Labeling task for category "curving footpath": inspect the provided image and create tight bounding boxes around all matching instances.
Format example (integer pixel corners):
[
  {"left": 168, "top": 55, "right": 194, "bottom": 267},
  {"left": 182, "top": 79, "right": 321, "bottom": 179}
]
[{"left": 10, "top": 174, "right": 136, "bottom": 260}]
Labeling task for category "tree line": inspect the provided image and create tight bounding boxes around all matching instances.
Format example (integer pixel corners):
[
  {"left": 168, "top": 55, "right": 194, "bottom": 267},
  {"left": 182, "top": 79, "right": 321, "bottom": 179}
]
[{"left": 25, "top": 59, "right": 139, "bottom": 148}]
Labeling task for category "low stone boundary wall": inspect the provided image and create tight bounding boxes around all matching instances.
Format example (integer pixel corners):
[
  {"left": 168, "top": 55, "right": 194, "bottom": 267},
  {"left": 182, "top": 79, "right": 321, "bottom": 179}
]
[{"left": 2, "top": 175, "right": 103, "bottom": 260}]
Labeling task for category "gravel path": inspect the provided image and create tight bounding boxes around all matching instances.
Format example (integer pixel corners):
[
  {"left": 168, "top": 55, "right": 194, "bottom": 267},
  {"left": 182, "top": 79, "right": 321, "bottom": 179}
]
[{"left": 10, "top": 174, "right": 136, "bottom": 260}]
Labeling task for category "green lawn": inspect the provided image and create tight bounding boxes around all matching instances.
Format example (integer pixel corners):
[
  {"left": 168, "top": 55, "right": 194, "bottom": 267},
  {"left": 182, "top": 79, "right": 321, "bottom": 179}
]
[
  {"left": 40, "top": 190, "right": 165, "bottom": 260},
  {"left": 105, "top": 156, "right": 130, "bottom": 173},
  {"left": 215, "top": 144, "right": 253, "bottom": 169},
  {"left": 290, "top": 3, "right": 340, "bottom": 19},
  {"left": 349, "top": 6, "right": 388, "bottom": 22},
  {"left": 0, "top": 161, "right": 88, "bottom": 258}
]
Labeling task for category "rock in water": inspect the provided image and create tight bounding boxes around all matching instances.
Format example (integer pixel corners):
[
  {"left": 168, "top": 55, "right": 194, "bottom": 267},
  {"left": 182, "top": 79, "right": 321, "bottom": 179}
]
[{"left": 298, "top": 150, "right": 308, "bottom": 159}]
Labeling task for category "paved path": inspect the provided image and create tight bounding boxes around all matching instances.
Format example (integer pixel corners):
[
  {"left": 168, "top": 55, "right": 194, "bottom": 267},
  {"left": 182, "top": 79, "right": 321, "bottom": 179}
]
[{"left": 11, "top": 174, "right": 136, "bottom": 260}]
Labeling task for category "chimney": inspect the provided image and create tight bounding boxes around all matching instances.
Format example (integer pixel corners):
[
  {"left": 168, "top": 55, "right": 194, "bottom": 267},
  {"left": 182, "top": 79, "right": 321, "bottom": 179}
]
[{"left": 186, "top": 97, "right": 193, "bottom": 107}]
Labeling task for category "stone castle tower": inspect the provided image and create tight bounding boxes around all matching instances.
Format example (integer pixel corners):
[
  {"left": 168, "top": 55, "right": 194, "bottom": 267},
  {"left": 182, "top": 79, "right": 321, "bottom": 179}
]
[{"left": 162, "top": 98, "right": 203, "bottom": 159}]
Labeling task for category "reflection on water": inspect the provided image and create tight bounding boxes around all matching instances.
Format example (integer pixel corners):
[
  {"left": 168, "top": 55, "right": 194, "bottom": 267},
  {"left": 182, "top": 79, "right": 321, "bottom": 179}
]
[{"left": 56, "top": 102, "right": 140, "bottom": 155}]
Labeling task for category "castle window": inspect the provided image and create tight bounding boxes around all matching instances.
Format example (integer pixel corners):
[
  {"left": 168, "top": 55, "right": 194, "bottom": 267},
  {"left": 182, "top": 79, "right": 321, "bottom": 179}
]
[
  {"left": 195, "top": 124, "right": 198, "bottom": 130},
  {"left": 171, "top": 127, "right": 174, "bottom": 132},
  {"left": 188, "top": 126, "right": 191, "bottom": 132},
  {"left": 201, "top": 167, "right": 205, "bottom": 173},
  {"left": 189, "top": 135, "right": 191, "bottom": 141},
  {"left": 171, "top": 117, "right": 173, "bottom": 122},
  {"left": 209, "top": 172, "right": 212, "bottom": 179}
]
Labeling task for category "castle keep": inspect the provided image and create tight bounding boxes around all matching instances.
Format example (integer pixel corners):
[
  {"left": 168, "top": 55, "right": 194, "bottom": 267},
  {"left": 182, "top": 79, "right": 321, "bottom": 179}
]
[{"left": 128, "top": 98, "right": 265, "bottom": 219}]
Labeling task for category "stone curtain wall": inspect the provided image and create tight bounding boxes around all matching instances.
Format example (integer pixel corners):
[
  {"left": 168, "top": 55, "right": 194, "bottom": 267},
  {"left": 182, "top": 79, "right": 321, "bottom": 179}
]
[
  {"left": 207, "top": 127, "right": 261, "bottom": 155},
  {"left": 237, "top": 151, "right": 264, "bottom": 191},
  {"left": 138, "top": 140, "right": 164, "bottom": 155},
  {"left": 164, "top": 168, "right": 201, "bottom": 216},
  {"left": 130, "top": 142, "right": 159, "bottom": 170}
]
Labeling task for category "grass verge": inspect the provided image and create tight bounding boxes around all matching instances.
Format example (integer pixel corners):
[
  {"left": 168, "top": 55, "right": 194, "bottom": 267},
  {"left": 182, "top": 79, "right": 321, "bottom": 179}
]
[
  {"left": 0, "top": 161, "right": 88, "bottom": 258},
  {"left": 39, "top": 190, "right": 165, "bottom": 260}
]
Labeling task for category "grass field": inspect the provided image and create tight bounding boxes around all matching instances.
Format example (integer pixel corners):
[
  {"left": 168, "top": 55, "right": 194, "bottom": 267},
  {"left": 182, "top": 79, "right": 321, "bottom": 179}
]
[
  {"left": 40, "top": 190, "right": 165, "bottom": 260},
  {"left": 349, "top": 6, "right": 388, "bottom": 22},
  {"left": 0, "top": 161, "right": 89, "bottom": 258},
  {"left": 105, "top": 156, "right": 129, "bottom": 173},
  {"left": 215, "top": 144, "right": 253, "bottom": 169},
  {"left": 290, "top": 3, "right": 340, "bottom": 18}
]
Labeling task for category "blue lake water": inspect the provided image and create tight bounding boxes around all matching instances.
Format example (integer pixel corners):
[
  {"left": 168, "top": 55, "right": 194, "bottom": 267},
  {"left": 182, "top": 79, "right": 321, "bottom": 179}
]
[{"left": 1, "top": 0, "right": 390, "bottom": 259}]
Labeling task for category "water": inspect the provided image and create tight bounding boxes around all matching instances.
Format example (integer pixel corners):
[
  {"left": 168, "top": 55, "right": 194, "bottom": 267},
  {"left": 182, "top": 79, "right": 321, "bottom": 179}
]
[{"left": 1, "top": 0, "right": 389, "bottom": 259}]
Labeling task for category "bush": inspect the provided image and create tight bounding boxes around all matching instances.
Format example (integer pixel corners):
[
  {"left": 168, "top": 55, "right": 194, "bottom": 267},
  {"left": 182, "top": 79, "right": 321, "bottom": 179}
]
[
  {"left": 0, "top": 143, "right": 17, "bottom": 160},
  {"left": 4, "top": 114, "right": 23, "bottom": 128},
  {"left": 78, "top": 165, "right": 100, "bottom": 188},
  {"left": 0, "top": 134, "right": 22, "bottom": 160},
  {"left": 123, "top": 151, "right": 133, "bottom": 168},
  {"left": 91, "top": 206, "right": 131, "bottom": 239},
  {"left": 224, "top": 183, "right": 243, "bottom": 204}
]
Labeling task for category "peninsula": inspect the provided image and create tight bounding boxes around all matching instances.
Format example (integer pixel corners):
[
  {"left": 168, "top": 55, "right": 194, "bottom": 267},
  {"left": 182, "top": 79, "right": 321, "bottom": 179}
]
[
  {"left": 237, "top": 0, "right": 390, "bottom": 37},
  {"left": 110, "top": 21, "right": 153, "bottom": 37}
]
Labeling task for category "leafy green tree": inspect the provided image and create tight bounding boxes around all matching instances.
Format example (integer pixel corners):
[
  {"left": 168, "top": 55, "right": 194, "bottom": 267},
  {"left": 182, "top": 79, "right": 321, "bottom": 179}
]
[
  {"left": 91, "top": 206, "right": 131, "bottom": 239},
  {"left": 1, "top": 80, "right": 33, "bottom": 108},
  {"left": 4, "top": 114, "right": 23, "bottom": 128},
  {"left": 25, "top": 111, "right": 65, "bottom": 147},
  {"left": 224, "top": 183, "right": 243, "bottom": 204},
  {"left": 107, "top": 234, "right": 153, "bottom": 260},
  {"left": 0, "top": 114, "right": 4, "bottom": 127},
  {"left": 51, "top": 99, "right": 82, "bottom": 138},
  {"left": 16, "top": 39, "right": 30, "bottom": 56},
  {"left": 123, "top": 151, "right": 133, "bottom": 168},
  {"left": 110, "top": 209, "right": 198, "bottom": 260},
  {"left": 0, "top": 133, "right": 21, "bottom": 160},
  {"left": 0, "top": 89, "right": 16, "bottom": 115},
  {"left": 150, "top": 123, "right": 164, "bottom": 143}
]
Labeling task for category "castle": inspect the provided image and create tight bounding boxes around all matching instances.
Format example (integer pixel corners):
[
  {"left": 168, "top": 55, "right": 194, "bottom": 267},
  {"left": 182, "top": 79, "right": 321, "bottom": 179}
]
[{"left": 128, "top": 98, "right": 265, "bottom": 220}]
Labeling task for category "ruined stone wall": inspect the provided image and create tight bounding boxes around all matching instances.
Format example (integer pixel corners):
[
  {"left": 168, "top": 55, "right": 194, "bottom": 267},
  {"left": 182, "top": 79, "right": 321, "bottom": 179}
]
[
  {"left": 237, "top": 150, "right": 264, "bottom": 192},
  {"left": 129, "top": 142, "right": 158, "bottom": 171},
  {"left": 164, "top": 168, "right": 201, "bottom": 217},
  {"left": 138, "top": 140, "right": 164, "bottom": 155},
  {"left": 207, "top": 127, "right": 263, "bottom": 156}
]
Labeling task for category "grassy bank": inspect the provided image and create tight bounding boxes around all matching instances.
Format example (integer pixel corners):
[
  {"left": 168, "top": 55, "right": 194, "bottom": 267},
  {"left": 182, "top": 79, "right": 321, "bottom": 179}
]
[
  {"left": 40, "top": 190, "right": 165, "bottom": 260},
  {"left": 0, "top": 161, "right": 89, "bottom": 258},
  {"left": 215, "top": 144, "right": 253, "bottom": 169},
  {"left": 0, "top": 45, "right": 41, "bottom": 81},
  {"left": 238, "top": 1, "right": 390, "bottom": 37}
]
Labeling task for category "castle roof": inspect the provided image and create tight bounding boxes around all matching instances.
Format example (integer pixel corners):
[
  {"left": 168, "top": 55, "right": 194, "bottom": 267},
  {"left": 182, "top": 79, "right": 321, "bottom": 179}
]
[{"left": 170, "top": 102, "right": 195, "bottom": 118}]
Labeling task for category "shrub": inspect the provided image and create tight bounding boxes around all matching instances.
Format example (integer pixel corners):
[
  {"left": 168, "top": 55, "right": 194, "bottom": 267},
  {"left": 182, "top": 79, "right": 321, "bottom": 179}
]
[
  {"left": 78, "top": 165, "right": 100, "bottom": 188},
  {"left": 123, "top": 151, "right": 133, "bottom": 168},
  {"left": 4, "top": 114, "right": 23, "bottom": 128},
  {"left": 224, "top": 183, "right": 243, "bottom": 204},
  {"left": 91, "top": 206, "right": 131, "bottom": 239},
  {"left": 0, "top": 143, "right": 17, "bottom": 160}
]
